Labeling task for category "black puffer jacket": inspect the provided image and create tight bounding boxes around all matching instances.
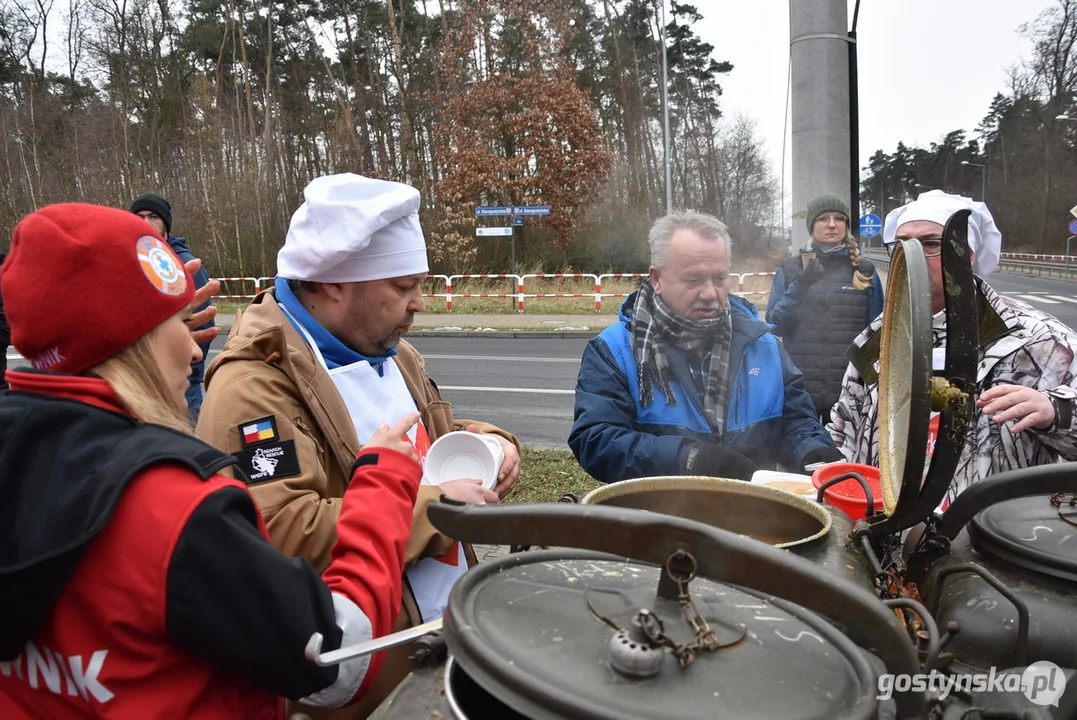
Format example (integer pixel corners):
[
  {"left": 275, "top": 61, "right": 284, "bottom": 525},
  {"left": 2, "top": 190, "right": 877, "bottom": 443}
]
[{"left": 765, "top": 244, "right": 884, "bottom": 418}]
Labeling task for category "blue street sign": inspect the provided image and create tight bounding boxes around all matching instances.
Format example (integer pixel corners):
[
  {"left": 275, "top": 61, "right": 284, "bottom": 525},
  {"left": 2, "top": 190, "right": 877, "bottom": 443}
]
[
  {"left": 1069, "top": 219, "right": 1077, "bottom": 236},
  {"left": 513, "top": 205, "right": 551, "bottom": 216},
  {"left": 859, "top": 213, "right": 883, "bottom": 238},
  {"left": 475, "top": 206, "right": 513, "bottom": 217},
  {"left": 512, "top": 216, "right": 525, "bottom": 226}
]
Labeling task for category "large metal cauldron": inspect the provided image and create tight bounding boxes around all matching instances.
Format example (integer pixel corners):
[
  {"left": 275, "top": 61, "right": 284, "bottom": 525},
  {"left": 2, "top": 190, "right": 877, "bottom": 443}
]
[
  {"left": 904, "top": 464, "right": 1077, "bottom": 681},
  {"left": 580, "top": 475, "right": 875, "bottom": 590},
  {"left": 362, "top": 501, "right": 926, "bottom": 720}
]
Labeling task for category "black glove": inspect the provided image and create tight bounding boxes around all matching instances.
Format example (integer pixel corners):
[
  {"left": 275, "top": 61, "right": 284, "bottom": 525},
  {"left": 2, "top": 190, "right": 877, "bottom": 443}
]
[
  {"left": 797, "top": 258, "right": 825, "bottom": 286},
  {"left": 685, "top": 443, "right": 760, "bottom": 482},
  {"left": 857, "top": 259, "right": 875, "bottom": 277},
  {"left": 802, "top": 446, "right": 845, "bottom": 471}
]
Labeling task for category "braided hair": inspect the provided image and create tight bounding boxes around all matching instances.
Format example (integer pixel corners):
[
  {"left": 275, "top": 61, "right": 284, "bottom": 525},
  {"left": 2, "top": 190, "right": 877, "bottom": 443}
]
[{"left": 843, "top": 235, "right": 875, "bottom": 291}]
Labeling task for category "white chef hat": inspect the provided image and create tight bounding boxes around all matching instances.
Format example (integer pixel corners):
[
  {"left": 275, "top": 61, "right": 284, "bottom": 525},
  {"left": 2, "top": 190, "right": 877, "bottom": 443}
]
[
  {"left": 882, "top": 190, "right": 1001, "bottom": 277},
  {"left": 277, "top": 173, "right": 430, "bottom": 283}
]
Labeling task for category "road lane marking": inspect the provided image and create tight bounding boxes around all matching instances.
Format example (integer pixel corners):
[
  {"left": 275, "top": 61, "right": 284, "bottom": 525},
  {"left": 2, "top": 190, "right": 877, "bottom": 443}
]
[
  {"left": 1044, "top": 295, "right": 1077, "bottom": 304},
  {"left": 1016, "top": 294, "right": 1060, "bottom": 304},
  {"left": 423, "top": 354, "right": 579, "bottom": 364},
  {"left": 439, "top": 385, "right": 575, "bottom": 395}
]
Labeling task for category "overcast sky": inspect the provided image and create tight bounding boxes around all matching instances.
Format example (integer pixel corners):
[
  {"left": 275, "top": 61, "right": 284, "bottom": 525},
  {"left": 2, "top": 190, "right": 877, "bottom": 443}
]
[{"left": 694, "top": 0, "right": 1054, "bottom": 211}]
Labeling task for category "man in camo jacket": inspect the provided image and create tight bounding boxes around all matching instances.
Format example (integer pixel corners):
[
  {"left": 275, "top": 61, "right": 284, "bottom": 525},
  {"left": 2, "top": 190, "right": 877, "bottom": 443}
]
[{"left": 828, "top": 191, "right": 1077, "bottom": 508}]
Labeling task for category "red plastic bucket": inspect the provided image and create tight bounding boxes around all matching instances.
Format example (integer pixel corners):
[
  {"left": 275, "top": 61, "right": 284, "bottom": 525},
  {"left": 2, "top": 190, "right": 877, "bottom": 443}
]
[{"left": 811, "top": 462, "right": 882, "bottom": 521}]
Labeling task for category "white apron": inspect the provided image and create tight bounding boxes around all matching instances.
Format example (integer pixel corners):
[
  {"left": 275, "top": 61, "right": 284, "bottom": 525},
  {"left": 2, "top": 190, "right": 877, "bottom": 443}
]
[{"left": 282, "top": 306, "right": 467, "bottom": 622}]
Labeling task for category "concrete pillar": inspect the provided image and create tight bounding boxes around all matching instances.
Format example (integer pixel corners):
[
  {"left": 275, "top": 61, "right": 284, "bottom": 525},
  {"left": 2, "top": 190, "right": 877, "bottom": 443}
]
[{"left": 789, "top": 0, "right": 851, "bottom": 252}]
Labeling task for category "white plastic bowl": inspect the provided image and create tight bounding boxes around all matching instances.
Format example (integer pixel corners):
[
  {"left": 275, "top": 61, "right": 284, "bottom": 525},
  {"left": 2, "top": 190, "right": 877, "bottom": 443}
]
[{"left": 425, "top": 432, "right": 504, "bottom": 490}]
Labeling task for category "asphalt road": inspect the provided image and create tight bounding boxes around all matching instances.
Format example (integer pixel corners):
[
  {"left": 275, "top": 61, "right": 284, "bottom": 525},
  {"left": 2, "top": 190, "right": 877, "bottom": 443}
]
[
  {"left": 977, "top": 270, "right": 1077, "bottom": 328},
  {"left": 408, "top": 336, "right": 588, "bottom": 449}
]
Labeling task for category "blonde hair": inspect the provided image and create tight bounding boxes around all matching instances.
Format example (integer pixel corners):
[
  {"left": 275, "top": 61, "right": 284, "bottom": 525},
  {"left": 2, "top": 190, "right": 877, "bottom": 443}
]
[{"left": 86, "top": 331, "right": 193, "bottom": 434}]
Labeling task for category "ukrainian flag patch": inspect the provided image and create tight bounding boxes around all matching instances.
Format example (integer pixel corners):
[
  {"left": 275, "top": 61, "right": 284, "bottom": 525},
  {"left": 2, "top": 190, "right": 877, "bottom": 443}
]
[{"left": 239, "top": 416, "right": 279, "bottom": 446}]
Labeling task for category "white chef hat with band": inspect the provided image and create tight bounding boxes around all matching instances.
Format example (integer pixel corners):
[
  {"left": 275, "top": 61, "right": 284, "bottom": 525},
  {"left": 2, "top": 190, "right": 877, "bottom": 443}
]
[
  {"left": 277, "top": 173, "right": 430, "bottom": 283},
  {"left": 882, "top": 190, "right": 1001, "bottom": 277}
]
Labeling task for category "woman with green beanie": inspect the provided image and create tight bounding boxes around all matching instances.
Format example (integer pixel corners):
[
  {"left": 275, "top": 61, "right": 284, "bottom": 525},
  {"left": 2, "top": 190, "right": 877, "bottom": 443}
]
[{"left": 766, "top": 193, "right": 884, "bottom": 420}]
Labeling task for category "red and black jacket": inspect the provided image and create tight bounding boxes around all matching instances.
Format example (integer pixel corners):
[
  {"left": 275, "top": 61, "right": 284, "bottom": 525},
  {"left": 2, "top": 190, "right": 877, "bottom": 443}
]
[{"left": 0, "top": 370, "right": 421, "bottom": 719}]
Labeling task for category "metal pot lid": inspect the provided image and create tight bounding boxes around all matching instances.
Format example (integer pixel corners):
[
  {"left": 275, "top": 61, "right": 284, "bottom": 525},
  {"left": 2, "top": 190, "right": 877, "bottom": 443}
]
[
  {"left": 442, "top": 549, "right": 881, "bottom": 720},
  {"left": 968, "top": 495, "right": 1077, "bottom": 582},
  {"left": 877, "top": 238, "right": 933, "bottom": 517},
  {"left": 869, "top": 210, "right": 979, "bottom": 537}
]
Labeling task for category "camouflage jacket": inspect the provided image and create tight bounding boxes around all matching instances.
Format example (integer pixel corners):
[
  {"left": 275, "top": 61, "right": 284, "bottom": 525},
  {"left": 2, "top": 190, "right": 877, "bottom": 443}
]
[{"left": 827, "top": 278, "right": 1077, "bottom": 505}]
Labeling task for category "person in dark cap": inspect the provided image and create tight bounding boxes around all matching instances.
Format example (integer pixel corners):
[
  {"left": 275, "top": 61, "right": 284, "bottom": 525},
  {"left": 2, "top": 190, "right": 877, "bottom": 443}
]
[
  {"left": 766, "top": 193, "right": 884, "bottom": 420},
  {"left": 131, "top": 192, "right": 215, "bottom": 419}
]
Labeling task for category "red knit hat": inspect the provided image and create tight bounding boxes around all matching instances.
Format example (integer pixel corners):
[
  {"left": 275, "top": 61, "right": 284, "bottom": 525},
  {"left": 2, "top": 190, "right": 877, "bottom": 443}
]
[{"left": 0, "top": 203, "right": 195, "bottom": 374}]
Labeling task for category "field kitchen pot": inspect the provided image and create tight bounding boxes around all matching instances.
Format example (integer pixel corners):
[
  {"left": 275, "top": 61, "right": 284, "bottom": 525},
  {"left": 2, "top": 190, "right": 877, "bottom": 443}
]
[
  {"left": 353, "top": 501, "right": 927, "bottom": 720},
  {"left": 578, "top": 475, "right": 874, "bottom": 590}
]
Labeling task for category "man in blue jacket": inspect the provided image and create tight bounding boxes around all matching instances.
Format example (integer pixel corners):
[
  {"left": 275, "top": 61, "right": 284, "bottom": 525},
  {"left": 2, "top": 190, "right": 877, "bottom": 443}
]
[
  {"left": 569, "top": 210, "right": 843, "bottom": 483},
  {"left": 131, "top": 193, "right": 216, "bottom": 419}
]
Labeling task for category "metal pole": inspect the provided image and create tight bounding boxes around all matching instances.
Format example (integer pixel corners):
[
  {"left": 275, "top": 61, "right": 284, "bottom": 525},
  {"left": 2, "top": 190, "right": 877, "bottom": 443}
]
[
  {"left": 981, "top": 172, "right": 986, "bottom": 204},
  {"left": 789, "top": 0, "right": 851, "bottom": 249},
  {"left": 1068, "top": 236, "right": 1073, "bottom": 271},
  {"left": 659, "top": 0, "right": 672, "bottom": 213},
  {"left": 848, "top": 0, "right": 862, "bottom": 225}
]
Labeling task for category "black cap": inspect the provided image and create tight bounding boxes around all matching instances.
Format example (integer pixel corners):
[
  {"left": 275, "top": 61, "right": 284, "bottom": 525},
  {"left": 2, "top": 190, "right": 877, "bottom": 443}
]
[{"left": 130, "top": 193, "right": 172, "bottom": 235}]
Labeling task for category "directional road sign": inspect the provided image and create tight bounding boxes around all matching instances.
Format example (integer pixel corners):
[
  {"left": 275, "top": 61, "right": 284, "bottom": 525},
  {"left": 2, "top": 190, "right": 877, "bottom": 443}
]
[
  {"left": 476, "top": 227, "right": 513, "bottom": 237},
  {"left": 513, "top": 205, "right": 551, "bottom": 216},
  {"left": 475, "top": 206, "right": 513, "bottom": 217},
  {"left": 859, "top": 213, "right": 883, "bottom": 238},
  {"left": 1070, "top": 204, "right": 1077, "bottom": 220}
]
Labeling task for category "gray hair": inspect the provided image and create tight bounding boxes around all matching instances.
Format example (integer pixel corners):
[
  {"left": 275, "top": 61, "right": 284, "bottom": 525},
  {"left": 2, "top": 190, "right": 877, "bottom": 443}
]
[{"left": 647, "top": 209, "right": 733, "bottom": 268}]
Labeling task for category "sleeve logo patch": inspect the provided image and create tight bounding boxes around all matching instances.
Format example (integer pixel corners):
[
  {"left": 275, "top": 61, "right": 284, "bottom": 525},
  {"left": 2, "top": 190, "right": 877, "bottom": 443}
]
[
  {"left": 238, "top": 416, "right": 279, "bottom": 446},
  {"left": 235, "top": 441, "right": 301, "bottom": 484}
]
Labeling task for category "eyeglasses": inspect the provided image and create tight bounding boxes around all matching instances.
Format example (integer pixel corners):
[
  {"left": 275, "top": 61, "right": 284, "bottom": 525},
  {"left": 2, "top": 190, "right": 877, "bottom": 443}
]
[
  {"left": 886, "top": 238, "right": 943, "bottom": 258},
  {"left": 814, "top": 213, "right": 848, "bottom": 226}
]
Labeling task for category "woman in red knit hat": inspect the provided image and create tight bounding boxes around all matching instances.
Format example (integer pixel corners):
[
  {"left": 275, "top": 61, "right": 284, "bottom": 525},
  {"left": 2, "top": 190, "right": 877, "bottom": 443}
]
[{"left": 0, "top": 203, "right": 425, "bottom": 718}]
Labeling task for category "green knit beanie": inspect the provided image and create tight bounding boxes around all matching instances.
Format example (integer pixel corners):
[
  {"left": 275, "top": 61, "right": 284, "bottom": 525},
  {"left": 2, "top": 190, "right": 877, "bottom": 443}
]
[{"left": 805, "top": 193, "right": 851, "bottom": 231}]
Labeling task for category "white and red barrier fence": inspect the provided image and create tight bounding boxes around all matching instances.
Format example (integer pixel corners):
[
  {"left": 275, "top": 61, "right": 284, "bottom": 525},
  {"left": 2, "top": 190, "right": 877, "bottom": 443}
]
[{"left": 213, "top": 272, "right": 778, "bottom": 312}]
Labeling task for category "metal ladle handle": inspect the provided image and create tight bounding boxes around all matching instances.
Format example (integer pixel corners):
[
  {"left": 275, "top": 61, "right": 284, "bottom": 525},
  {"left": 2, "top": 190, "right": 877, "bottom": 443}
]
[{"left": 305, "top": 619, "right": 443, "bottom": 667}]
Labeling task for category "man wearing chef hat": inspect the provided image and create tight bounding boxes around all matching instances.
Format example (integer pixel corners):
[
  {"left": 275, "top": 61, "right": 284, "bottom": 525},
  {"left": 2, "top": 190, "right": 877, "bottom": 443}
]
[
  {"left": 197, "top": 173, "right": 521, "bottom": 719},
  {"left": 828, "top": 190, "right": 1077, "bottom": 507}
]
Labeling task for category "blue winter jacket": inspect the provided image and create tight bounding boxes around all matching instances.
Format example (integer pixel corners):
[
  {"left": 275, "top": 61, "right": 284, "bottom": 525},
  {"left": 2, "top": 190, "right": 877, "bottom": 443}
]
[
  {"left": 569, "top": 293, "right": 835, "bottom": 483},
  {"left": 167, "top": 234, "right": 215, "bottom": 417}
]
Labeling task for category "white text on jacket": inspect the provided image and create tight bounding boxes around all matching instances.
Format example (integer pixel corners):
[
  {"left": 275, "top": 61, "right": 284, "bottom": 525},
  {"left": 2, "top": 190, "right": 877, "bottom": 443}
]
[{"left": 0, "top": 642, "right": 114, "bottom": 703}]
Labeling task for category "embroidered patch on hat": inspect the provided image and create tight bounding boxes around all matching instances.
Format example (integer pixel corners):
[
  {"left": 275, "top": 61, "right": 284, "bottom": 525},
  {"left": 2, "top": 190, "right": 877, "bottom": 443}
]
[
  {"left": 238, "top": 415, "right": 279, "bottom": 446},
  {"left": 235, "top": 441, "right": 301, "bottom": 484},
  {"left": 136, "top": 235, "right": 187, "bottom": 296}
]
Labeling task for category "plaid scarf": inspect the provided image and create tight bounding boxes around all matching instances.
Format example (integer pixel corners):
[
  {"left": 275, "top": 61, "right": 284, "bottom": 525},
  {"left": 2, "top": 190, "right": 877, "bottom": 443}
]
[{"left": 631, "top": 280, "right": 734, "bottom": 437}]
